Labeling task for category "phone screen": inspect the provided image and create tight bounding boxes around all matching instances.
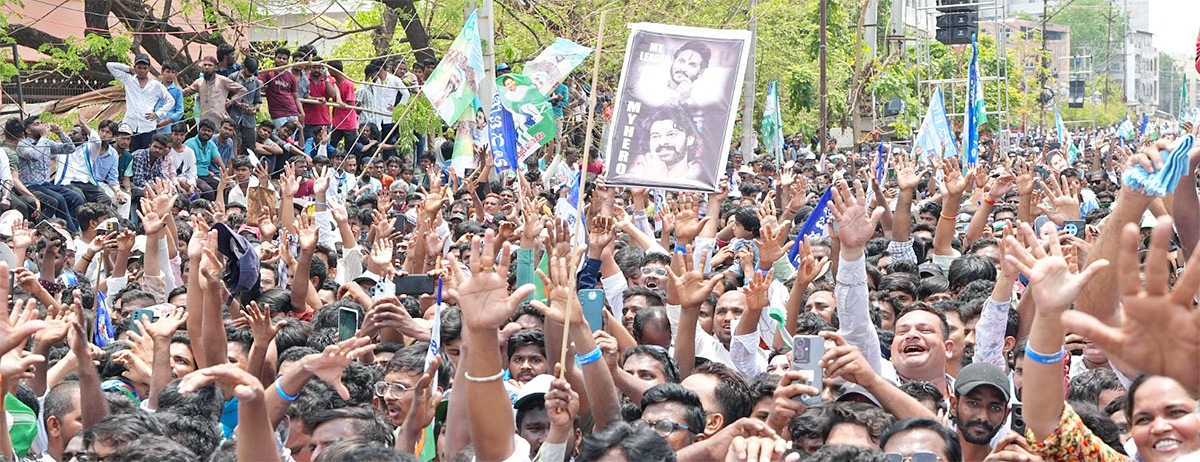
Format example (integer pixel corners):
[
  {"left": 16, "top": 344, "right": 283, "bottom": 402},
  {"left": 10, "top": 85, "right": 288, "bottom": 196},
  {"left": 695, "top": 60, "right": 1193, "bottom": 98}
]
[
  {"left": 395, "top": 275, "right": 436, "bottom": 296},
  {"left": 791, "top": 335, "right": 824, "bottom": 405},
  {"left": 338, "top": 307, "right": 361, "bottom": 341}
]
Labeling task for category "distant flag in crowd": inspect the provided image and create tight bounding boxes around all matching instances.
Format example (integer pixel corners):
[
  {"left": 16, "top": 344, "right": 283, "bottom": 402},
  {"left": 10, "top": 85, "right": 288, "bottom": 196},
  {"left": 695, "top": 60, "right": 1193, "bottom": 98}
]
[
  {"left": 423, "top": 11, "right": 484, "bottom": 125},
  {"left": 761, "top": 80, "right": 785, "bottom": 163},
  {"left": 1117, "top": 116, "right": 1135, "bottom": 141},
  {"left": 1180, "top": 74, "right": 1189, "bottom": 121},
  {"left": 875, "top": 143, "right": 886, "bottom": 185},
  {"left": 914, "top": 86, "right": 959, "bottom": 163},
  {"left": 787, "top": 187, "right": 833, "bottom": 268},
  {"left": 94, "top": 291, "right": 114, "bottom": 347},
  {"left": 488, "top": 93, "right": 520, "bottom": 173},
  {"left": 1054, "top": 107, "right": 1080, "bottom": 163},
  {"left": 961, "top": 34, "right": 985, "bottom": 167},
  {"left": 524, "top": 38, "right": 593, "bottom": 96},
  {"left": 1140, "top": 113, "right": 1150, "bottom": 136},
  {"left": 554, "top": 171, "right": 586, "bottom": 247}
]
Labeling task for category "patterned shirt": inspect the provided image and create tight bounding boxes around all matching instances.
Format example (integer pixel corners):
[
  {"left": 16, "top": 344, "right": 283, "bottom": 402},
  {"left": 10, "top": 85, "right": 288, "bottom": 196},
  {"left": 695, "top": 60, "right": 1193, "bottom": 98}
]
[
  {"left": 1025, "top": 403, "right": 1130, "bottom": 462},
  {"left": 129, "top": 148, "right": 169, "bottom": 189},
  {"left": 17, "top": 136, "right": 74, "bottom": 186}
]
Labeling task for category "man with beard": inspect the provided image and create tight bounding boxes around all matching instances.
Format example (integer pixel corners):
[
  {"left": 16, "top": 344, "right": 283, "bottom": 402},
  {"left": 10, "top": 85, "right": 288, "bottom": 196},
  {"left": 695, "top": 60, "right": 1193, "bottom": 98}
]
[
  {"left": 56, "top": 121, "right": 115, "bottom": 207},
  {"left": 664, "top": 41, "right": 709, "bottom": 107},
  {"left": 624, "top": 106, "right": 705, "bottom": 182},
  {"left": 951, "top": 362, "right": 1011, "bottom": 461},
  {"left": 182, "top": 56, "right": 248, "bottom": 128}
]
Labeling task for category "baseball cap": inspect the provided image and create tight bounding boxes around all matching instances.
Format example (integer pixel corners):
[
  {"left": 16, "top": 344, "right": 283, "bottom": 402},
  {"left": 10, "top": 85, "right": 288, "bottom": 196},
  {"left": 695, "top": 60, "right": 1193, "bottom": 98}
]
[
  {"left": 836, "top": 382, "right": 882, "bottom": 407},
  {"left": 117, "top": 123, "right": 134, "bottom": 135},
  {"left": 0, "top": 210, "right": 22, "bottom": 236},
  {"left": 134, "top": 53, "right": 151, "bottom": 65},
  {"left": 213, "top": 222, "right": 262, "bottom": 304},
  {"left": 512, "top": 374, "right": 554, "bottom": 410},
  {"left": 353, "top": 271, "right": 380, "bottom": 286},
  {"left": 954, "top": 362, "right": 1011, "bottom": 402}
]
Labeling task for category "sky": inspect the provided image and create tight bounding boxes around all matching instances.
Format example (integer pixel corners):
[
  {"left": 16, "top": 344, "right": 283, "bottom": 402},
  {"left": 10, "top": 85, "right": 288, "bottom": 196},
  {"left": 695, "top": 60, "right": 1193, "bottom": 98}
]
[{"left": 1148, "top": 0, "right": 1195, "bottom": 58}]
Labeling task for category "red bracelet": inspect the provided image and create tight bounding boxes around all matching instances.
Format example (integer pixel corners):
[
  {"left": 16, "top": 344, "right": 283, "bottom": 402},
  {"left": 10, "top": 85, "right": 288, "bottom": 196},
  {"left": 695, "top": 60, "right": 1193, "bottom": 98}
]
[{"left": 983, "top": 198, "right": 996, "bottom": 206}]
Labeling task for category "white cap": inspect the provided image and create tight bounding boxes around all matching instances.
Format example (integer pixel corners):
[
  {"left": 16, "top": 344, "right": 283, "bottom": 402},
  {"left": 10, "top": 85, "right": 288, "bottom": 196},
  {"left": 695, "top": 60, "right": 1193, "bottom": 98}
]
[{"left": 512, "top": 374, "right": 555, "bottom": 410}]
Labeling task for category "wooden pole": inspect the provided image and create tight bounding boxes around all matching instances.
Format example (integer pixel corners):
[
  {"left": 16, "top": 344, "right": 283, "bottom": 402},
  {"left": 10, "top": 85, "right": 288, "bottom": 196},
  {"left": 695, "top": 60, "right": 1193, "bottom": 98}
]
[{"left": 560, "top": 10, "right": 607, "bottom": 378}]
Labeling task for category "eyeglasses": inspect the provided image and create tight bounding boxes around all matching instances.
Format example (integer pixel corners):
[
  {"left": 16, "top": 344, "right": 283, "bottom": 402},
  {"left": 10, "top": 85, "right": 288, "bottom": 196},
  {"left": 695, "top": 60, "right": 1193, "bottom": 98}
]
[
  {"left": 641, "top": 267, "right": 668, "bottom": 277},
  {"left": 373, "top": 381, "right": 414, "bottom": 398},
  {"left": 63, "top": 451, "right": 103, "bottom": 462},
  {"left": 884, "top": 452, "right": 942, "bottom": 462},
  {"left": 634, "top": 419, "right": 691, "bottom": 437}
]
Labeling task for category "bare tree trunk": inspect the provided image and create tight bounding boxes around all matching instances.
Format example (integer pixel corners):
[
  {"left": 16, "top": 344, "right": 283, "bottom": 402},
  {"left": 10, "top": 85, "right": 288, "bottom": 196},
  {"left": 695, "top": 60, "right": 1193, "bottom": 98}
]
[
  {"left": 381, "top": 0, "right": 435, "bottom": 64},
  {"left": 375, "top": 6, "right": 398, "bottom": 57}
]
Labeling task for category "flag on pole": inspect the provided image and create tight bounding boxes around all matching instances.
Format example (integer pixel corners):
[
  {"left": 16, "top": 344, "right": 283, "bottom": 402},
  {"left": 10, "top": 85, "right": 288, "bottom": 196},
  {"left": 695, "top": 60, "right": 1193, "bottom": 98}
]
[
  {"left": 761, "top": 80, "right": 785, "bottom": 163},
  {"left": 422, "top": 12, "right": 485, "bottom": 125},
  {"left": 1117, "top": 116, "right": 1135, "bottom": 140},
  {"left": 787, "top": 187, "right": 833, "bottom": 267},
  {"left": 961, "top": 34, "right": 985, "bottom": 167},
  {"left": 554, "top": 171, "right": 586, "bottom": 247},
  {"left": 914, "top": 86, "right": 960, "bottom": 163},
  {"left": 1180, "top": 74, "right": 1189, "bottom": 120},
  {"left": 488, "top": 93, "right": 520, "bottom": 173},
  {"left": 875, "top": 143, "right": 886, "bottom": 185},
  {"left": 524, "top": 38, "right": 594, "bottom": 96},
  {"left": 94, "top": 291, "right": 114, "bottom": 347},
  {"left": 1054, "top": 107, "right": 1080, "bottom": 163},
  {"left": 1140, "top": 114, "right": 1150, "bottom": 136},
  {"left": 496, "top": 73, "right": 557, "bottom": 163}
]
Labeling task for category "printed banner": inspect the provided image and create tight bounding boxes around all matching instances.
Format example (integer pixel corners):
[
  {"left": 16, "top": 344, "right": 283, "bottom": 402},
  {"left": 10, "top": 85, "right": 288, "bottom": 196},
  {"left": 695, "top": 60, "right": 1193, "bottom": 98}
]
[
  {"left": 914, "top": 86, "right": 960, "bottom": 163},
  {"left": 488, "top": 93, "right": 520, "bottom": 172},
  {"left": 602, "top": 23, "right": 752, "bottom": 192},
  {"left": 423, "top": 11, "right": 485, "bottom": 125},
  {"left": 496, "top": 73, "right": 557, "bottom": 162},
  {"left": 525, "top": 38, "right": 594, "bottom": 96}
]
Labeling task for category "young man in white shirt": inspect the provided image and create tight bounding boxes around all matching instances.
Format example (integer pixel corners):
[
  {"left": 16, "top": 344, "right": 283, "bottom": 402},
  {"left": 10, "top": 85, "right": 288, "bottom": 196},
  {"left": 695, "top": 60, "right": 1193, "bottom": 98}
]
[
  {"left": 168, "top": 123, "right": 197, "bottom": 190},
  {"left": 107, "top": 53, "right": 174, "bottom": 151}
]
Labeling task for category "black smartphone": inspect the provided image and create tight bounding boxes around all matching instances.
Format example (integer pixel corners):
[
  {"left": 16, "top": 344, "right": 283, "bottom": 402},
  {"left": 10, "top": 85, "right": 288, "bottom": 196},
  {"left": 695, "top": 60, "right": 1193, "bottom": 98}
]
[
  {"left": 394, "top": 274, "right": 437, "bottom": 296},
  {"left": 338, "top": 307, "right": 361, "bottom": 341}
]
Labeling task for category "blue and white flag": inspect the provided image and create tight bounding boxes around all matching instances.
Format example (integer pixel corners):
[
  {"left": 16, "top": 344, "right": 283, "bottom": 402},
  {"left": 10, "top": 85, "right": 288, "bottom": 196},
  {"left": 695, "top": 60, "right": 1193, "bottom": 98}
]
[
  {"left": 875, "top": 143, "right": 886, "bottom": 185},
  {"left": 1123, "top": 135, "right": 1194, "bottom": 197},
  {"left": 1054, "top": 108, "right": 1080, "bottom": 163},
  {"left": 94, "top": 291, "right": 114, "bottom": 347},
  {"left": 488, "top": 93, "right": 519, "bottom": 173},
  {"left": 961, "top": 34, "right": 985, "bottom": 168},
  {"left": 1117, "top": 116, "right": 1135, "bottom": 141},
  {"left": 914, "top": 87, "right": 960, "bottom": 163},
  {"left": 554, "top": 171, "right": 586, "bottom": 247},
  {"left": 1140, "top": 114, "right": 1150, "bottom": 136},
  {"left": 787, "top": 187, "right": 833, "bottom": 267}
]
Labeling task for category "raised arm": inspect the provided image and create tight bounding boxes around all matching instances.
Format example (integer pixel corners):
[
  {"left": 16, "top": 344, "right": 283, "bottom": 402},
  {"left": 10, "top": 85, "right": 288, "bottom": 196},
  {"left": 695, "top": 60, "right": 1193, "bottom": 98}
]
[
  {"left": 932, "top": 157, "right": 975, "bottom": 257},
  {"left": 965, "top": 170, "right": 1014, "bottom": 246},
  {"left": 179, "top": 364, "right": 280, "bottom": 462},
  {"left": 667, "top": 246, "right": 723, "bottom": 378},
  {"left": 829, "top": 180, "right": 886, "bottom": 373}
]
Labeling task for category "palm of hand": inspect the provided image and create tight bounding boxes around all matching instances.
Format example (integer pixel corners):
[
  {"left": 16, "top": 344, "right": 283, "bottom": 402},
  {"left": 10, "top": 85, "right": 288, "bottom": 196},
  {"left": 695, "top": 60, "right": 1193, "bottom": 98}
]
[
  {"left": 143, "top": 212, "right": 164, "bottom": 234},
  {"left": 1110, "top": 297, "right": 1200, "bottom": 386},
  {"left": 837, "top": 204, "right": 875, "bottom": 248},
  {"left": 458, "top": 273, "right": 513, "bottom": 329},
  {"left": 1027, "top": 257, "right": 1083, "bottom": 309},
  {"left": 675, "top": 211, "right": 701, "bottom": 239},
  {"left": 299, "top": 229, "right": 318, "bottom": 251},
  {"left": 673, "top": 272, "right": 711, "bottom": 307},
  {"left": 33, "top": 318, "right": 68, "bottom": 344},
  {"left": 898, "top": 167, "right": 920, "bottom": 190},
  {"left": 12, "top": 231, "right": 32, "bottom": 250}
]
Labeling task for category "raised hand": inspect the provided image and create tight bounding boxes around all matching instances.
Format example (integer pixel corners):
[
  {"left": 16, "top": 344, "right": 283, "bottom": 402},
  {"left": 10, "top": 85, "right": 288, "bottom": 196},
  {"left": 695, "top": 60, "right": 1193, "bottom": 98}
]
[
  {"left": 793, "top": 240, "right": 829, "bottom": 287},
  {"left": 179, "top": 363, "right": 267, "bottom": 402},
  {"left": 301, "top": 336, "right": 375, "bottom": 400},
  {"left": 940, "top": 157, "right": 976, "bottom": 197},
  {"left": 1061, "top": 217, "right": 1200, "bottom": 390},
  {"left": 666, "top": 246, "right": 723, "bottom": 308},
  {"left": 544, "top": 369, "right": 580, "bottom": 430},
  {"left": 754, "top": 220, "right": 792, "bottom": 271},
  {"left": 278, "top": 162, "right": 299, "bottom": 198},
  {"left": 451, "top": 230, "right": 536, "bottom": 331},
  {"left": 531, "top": 230, "right": 586, "bottom": 325},
  {"left": 764, "top": 370, "right": 820, "bottom": 436},
  {"left": 297, "top": 213, "right": 318, "bottom": 252},
  {"left": 1003, "top": 222, "right": 1107, "bottom": 312},
  {"left": 1013, "top": 162, "right": 1035, "bottom": 197},
  {"left": 673, "top": 194, "right": 711, "bottom": 245},
  {"left": 32, "top": 300, "right": 70, "bottom": 347},
  {"left": 985, "top": 169, "right": 1016, "bottom": 202},
  {"left": 242, "top": 301, "right": 281, "bottom": 346},
  {"left": 10, "top": 219, "right": 34, "bottom": 251},
  {"left": 830, "top": 180, "right": 883, "bottom": 259},
  {"left": 0, "top": 263, "right": 45, "bottom": 353},
  {"left": 368, "top": 236, "right": 395, "bottom": 275},
  {"left": 895, "top": 151, "right": 923, "bottom": 191},
  {"left": 819, "top": 331, "right": 879, "bottom": 387},
  {"left": 144, "top": 306, "right": 188, "bottom": 341},
  {"left": 741, "top": 269, "right": 772, "bottom": 310},
  {"left": 1043, "top": 174, "right": 1082, "bottom": 222},
  {"left": 313, "top": 167, "right": 332, "bottom": 198},
  {"left": 587, "top": 215, "right": 616, "bottom": 251}
]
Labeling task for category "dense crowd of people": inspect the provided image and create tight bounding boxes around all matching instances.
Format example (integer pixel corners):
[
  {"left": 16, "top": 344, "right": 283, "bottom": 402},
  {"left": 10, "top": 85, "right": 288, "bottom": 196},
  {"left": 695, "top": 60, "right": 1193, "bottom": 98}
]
[{"left": 0, "top": 44, "right": 1196, "bottom": 462}]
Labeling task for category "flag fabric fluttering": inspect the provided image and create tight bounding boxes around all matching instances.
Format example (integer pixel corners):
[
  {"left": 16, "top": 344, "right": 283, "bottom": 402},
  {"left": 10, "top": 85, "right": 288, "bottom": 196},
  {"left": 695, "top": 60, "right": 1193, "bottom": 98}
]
[
  {"left": 488, "top": 93, "right": 520, "bottom": 173},
  {"left": 94, "top": 291, "right": 114, "bottom": 347},
  {"left": 1054, "top": 108, "right": 1080, "bottom": 163},
  {"left": 524, "top": 38, "right": 594, "bottom": 96},
  {"left": 961, "top": 35, "right": 986, "bottom": 167},
  {"left": 787, "top": 187, "right": 833, "bottom": 268},
  {"left": 914, "top": 86, "right": 960, "bottom": 163},
  {"left": 422, "top": 12, "right": 485, "bottom": 125},
  {"left": 1118, "top": 116, "right": 1135, "bottom": 140},
  {"left": 761, "top": 80, "right": 785, "bottom": 163},
  {"left": 495, "top": 73, "right": 557, "bottom": 164},
  {"left": 1140, "top": 114, "right": 1150, "bottom": 136},
  {"left": 554, "top": 171, "right": 586, "bottom": 247}
]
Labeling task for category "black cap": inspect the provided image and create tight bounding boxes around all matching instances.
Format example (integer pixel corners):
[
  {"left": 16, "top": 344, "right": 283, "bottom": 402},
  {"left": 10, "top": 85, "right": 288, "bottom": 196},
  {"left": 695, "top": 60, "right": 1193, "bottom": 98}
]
[
  {"left": 954, "top": 362, "right": 1011, "bottom": 402},
  {"left": 134, "top": 53, "right": 151, "bottom": 65}
]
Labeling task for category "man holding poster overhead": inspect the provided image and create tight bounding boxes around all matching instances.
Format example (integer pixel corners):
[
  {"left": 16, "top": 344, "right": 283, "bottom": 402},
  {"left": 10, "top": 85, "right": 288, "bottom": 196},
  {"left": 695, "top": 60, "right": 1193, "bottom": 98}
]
[{"left": 603, "top": 23, "right": 751, "bottom": 192}]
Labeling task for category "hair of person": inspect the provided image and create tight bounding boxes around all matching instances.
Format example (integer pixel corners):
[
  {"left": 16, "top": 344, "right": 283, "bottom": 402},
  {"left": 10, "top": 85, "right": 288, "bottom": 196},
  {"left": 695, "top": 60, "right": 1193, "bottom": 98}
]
[
  {"left": 866, "top": 238, "right": 890, "bottom": 258},
  {"left": 103, "top": 434, "right": 197, "bottom": 462},
  {"left": 894, "top": 302, "right": 950, "bottom": 340},
  {"left": 692, "top": 361, "right": 753, "bottom": 423},
  {"left": 643, "top": 252, "right": 672, "bottom": 267},
  {"left": 508, "top": 302, "right": 545, "bottom": 326},
  {"left": 150, "top": 134, "right": 172, "bottom": 147},
  {"left": 788, "top": 407, "right": 825, "bottom": 443},
  {"left": 149, "top": 411, "right": 221, "bottom": 458},
  {"left": 575, "top": 421, "right": 677, "bottom": 462},
  {"left": 632, "top": 306, "right": 671, "bottom": 344},
  {"left": 878, "top": 274, "right": 918, "bottom": 300},
  {"left": 77, "top": 202, "right": 115, "bottom": 229},
  {"left": 307, "top": 253, "right": 329, "bottom": 287},
  {"left": 918, "top": 201, "right": 943, "bottom": 218},
  {"left": 963, "top": 238, "right": 999, "bottom": 257},
  {"left": 156, "top": 380, "right": 224, "bottom": 420},
  {"left": 819, "top": 401, "right": 896, "bottom": 445},
  {"left": 947, "top": 254, "right": 998, "bottom": 293},
  {"left": 82, "top": 410, "right": 166, "bottom": 448},
  {"left": 641, "top": 105, "right": 697, "bottom": 145},
  {"left": 273, "top": 319, "right": 314, "bottom": 357},
  {"left": 916, "top": 276, "right": 950, "bottom": 300},
  {"left": 887, "top": 260, "right": 920, "bottom": 277},
  {"left": 1102, "top": 395, "right": 1126, "bottom": 418},
  {"left": 673, "top": 41, "right": 711, "bottom": 71},
  {"left": 614, "top": 246, "right": 646, "bottom": 278},
  {"left": 1068, "top": 369, "right": 1126, "bottom": 406},
  {"left": 747, "top": 373, "right": 781, "bottom": 404},
  {"left": 731, "top": 206, "right": 762, "bottom": 237},
  {"left": 640, "top": 383, "right": 706, "bottom": 434},
  {"left": 621, "top": 345, "right": 681, "bottom": 384},
  {"left": 622, "top": 286, "right": 666, "bottom": 306},
  {"left": 304, "top": 405, "right": 395, "bottom": 447},
  {"left": 314, "top": 437, "right": 419, "bottom": 462},
  {"left": 196, "top": 118, "right": 216, "bottom": 132},
  {"left": 1068, "top": 400, "right": 1128, "bottom": 456},
  {"left": 506, "top": 328, "right": 547, "bottom": 362},
  {"left": 43, "top": 381, "right": 80, "bottom": 427},
  {"left": 879, "top": 418, "right": 963, "bottom": 462},
  {"left": 313, "top": 299, "right": 365, "bottom": 330},
  {"left": 2, "top": 118, "right": 22, "bottom": 140},
  {"left": 956, "top": 280, "right": 995, "bottom": 305},
  {"left": 794, "top": 311, "right": 834, "bottom": 335},
  {"left": 807, "top": 444, "right": 888, "bottom": 462}
]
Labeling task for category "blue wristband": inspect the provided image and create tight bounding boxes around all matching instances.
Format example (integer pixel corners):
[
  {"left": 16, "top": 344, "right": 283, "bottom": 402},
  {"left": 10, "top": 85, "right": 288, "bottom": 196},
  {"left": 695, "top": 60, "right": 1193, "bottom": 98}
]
[
  {"left": 576, "top": 347, "right": 603, "bottom": 366},
  {"left": 673, "top": 244, "right": 687, "bottom": 255},
  {"left": 275, "top": 381, "right": 300, "bottom": 401},
  {"left": 314, "top": 201, "right": 328, "bottom": 207},
  {"left": 1024, "top": 344, "right": 1066, "bottom": 365}
]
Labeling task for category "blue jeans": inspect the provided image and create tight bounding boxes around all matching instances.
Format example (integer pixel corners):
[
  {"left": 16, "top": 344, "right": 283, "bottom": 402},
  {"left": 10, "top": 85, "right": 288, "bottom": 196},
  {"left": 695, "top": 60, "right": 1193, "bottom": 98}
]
[{"left": 28, "top": 184, "right": 84, "bottom": 232}]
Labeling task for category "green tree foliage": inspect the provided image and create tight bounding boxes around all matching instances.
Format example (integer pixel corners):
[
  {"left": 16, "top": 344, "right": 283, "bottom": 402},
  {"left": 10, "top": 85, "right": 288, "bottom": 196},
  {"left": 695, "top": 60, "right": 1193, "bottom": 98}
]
[{"left": 1048, "top": 0, "right": 1127, "bottom": 68}]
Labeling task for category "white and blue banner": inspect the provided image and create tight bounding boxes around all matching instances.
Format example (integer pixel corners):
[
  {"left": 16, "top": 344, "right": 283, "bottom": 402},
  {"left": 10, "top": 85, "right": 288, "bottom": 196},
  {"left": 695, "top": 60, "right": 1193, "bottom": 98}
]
[
  {"left": 914, "top": 87, "right": 960, "bottom": 163},
  {"left": 787, "top": 187, "right": 833, "bottom": 267},
  {"left": 94, "top": 291, "right": 115, "bottom": 347},
  {"left": 488, "top": 93, "right": 520, "bottom": 173}
]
